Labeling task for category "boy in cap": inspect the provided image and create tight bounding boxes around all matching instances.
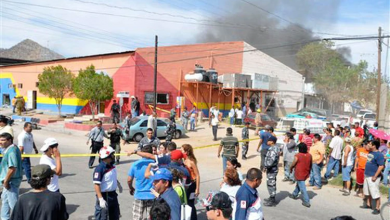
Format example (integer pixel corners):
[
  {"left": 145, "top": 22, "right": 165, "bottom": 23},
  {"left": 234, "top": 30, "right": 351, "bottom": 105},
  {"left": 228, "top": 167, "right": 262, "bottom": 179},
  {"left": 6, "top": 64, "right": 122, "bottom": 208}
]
[
  {"left": 206, "top": 191, "right": 233, "bottom": 220},
  {"left": 151, "top": 168, "right": 181, "bottom": 220},
  {"left": 93, "top": 146, "right": 123, "bottom": 220},
  {"left": 39, "top": 138, "right": 62, "bottom": 192},
  {"left": 11, "top": 164, "right": 69, "bottom": 220},
  {"left": 263, "top": 135, "right": 280, "bottom": 207},
  {"left": 241, "top": 122, "right": 250, "bottom": 160}
]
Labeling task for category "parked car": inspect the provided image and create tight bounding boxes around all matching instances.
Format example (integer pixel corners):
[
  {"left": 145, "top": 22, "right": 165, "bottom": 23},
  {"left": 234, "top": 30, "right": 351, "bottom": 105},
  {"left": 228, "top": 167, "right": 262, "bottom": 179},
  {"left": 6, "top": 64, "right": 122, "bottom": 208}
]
[
  {"left": 357, "top": 109, "right": 373, "bottom": 118},
  {"left": 244, "top": 112, "right": 277, "bottom": 129},
  {"left": 362, "top": 113, "right": 376, "bottom": 128},
  {"left": 120, "top": 116, "right": 185, "bottom": 142},
  {"left": 298, "top": 108, "right": 329, "bottom": 119},
  {"left": 286, "top": 111, "right": 320, "bottom": 119}
]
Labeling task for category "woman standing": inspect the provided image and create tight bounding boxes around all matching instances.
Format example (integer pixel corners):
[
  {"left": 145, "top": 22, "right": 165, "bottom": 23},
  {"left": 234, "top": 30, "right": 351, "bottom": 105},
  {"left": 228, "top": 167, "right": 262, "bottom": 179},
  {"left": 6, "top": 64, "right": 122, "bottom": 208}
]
[
  {"left": 220, "top": 168, "right": 241, "bottom": 220},
  {"left": 182, "top": 144, "right": 200, "bottom": 220},
  {"left": 226, "top": 158, "right": 243, "bottom": 181}
]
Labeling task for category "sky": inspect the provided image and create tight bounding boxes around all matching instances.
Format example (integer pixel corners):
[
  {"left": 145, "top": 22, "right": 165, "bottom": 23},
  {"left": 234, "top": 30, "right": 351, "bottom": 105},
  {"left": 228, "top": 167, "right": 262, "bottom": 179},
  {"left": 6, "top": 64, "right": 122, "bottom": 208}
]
[{"left": 0, "top": 0, "right": 389, "bottom": 75}]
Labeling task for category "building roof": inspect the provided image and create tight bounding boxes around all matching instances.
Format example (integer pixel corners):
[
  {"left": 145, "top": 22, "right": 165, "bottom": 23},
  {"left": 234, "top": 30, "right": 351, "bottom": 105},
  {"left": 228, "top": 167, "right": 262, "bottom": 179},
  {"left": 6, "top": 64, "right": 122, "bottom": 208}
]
[{"left": 0, "top": 57, "right": 31, "bottom": 66}]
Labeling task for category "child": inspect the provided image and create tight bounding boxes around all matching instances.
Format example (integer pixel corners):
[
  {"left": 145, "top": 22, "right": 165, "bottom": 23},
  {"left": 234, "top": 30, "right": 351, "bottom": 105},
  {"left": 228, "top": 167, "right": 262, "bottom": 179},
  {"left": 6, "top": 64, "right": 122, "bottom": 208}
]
[
  {"left": 241, "top": 122, "right": 250, "bottom": 160},
  {"left": 171, "top": 168, "right": 188, "bottom": 205},
  {"left": 263, "top": 136, "right": 280, "bottom": 207}
]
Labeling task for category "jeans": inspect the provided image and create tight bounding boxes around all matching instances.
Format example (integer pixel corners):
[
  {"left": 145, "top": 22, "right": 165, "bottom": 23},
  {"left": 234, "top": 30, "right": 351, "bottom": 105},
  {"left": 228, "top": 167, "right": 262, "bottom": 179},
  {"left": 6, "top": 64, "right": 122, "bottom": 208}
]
[
  {"left": 309, "top": 162, "right": 323, "bottom": 188},
  {"left": 222, "top": 155, "right": 228, "bottom": 174},
  {"left": 212, "top": 125, "right": 218, "bottom": 140},
  {"left": 324, "top": 156, "right": 340, "bottom": 179},
  {"left": 230, "top": 117, "right": 234, "bottom": 125},
  {"left": 284, "top": 161, "right": 295, "bottom": 181},
  {"left": 190, "top": 118, "right": 195, "bottom": 131},
  {"left": 1, "top": 182, "right": 19, "bottom": 220},
  {"left": 384, "top": 162, "right": 390, "bottom": 185},
  {"left": 182, "top": 119, "right": 188, "bottom": 131},
  {"left": 95, "top": 192, "right": 120, "bottom": 220},
  {"left": 260, "top": 149, "right": 268, "bottom": 171},
  {"left": 22, "top": 157, "right": 31, "bottom": 182},
  {"left": 292, "top": 180, "right": 310, "bottom": 204}
]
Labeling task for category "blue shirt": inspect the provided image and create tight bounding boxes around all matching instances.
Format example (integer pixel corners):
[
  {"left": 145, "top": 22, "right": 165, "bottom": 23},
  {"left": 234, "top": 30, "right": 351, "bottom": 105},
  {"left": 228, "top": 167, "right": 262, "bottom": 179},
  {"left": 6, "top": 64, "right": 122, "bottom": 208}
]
[
  {"left": 235, "top": 182, "right": 258, "bottom": 220},
  {"left": 155, "top": 154, "right": 171, "bottom": 168},
  {"left": 93, "top": 161, "right": 117, "bottom": 192},
  {"left": 169, "top": 162, "right": 191, "bottom": 183},
  {"left": 365, "top": 151, "right": 385, "bottom": 177},
  {"left": 128, "top": 158, "right": 155, "bottom": 200},
  {"left": 0, "top": 144, "right": 22, "bottom": 187},
  {"left": 160, "top": 187, "right": 181, "bottom": 220},
  {"left": 260, "top": 131, "right": 272, "bottom": 150}
]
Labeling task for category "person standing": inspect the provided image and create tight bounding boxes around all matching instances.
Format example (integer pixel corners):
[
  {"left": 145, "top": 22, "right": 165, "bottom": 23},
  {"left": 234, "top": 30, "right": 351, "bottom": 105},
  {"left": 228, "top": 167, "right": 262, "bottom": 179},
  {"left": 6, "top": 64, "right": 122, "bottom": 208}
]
[
  {"left": 361, "top": 140, "right": 384, "bottom": 215},
  {"left": 210, "top": 107, "right": 220, "bottom": 141},
  {"left": 0, "top": 132, "right": 22, "bottom": 220},
  {"left": 189, "top": 106, "right": 197, "bottom": 131},
  {"left": 135, "top": 97, "right": 141, "bottom": 116},
  {"left": 206, "top": 192, "right": 233, "bottom": 220},
  {"left": 235, "top": 168, "right": 263, "bottom": 220},
  {"left": 87, "top": 121, "right": 109, "bottom": 169},
  {"left": 308, "top": 134, "right": 325, "bottom": 190},
  {"left": 235, "top": 108, "right": 243, "bottom": 125},
  {"left": 123, "top": 112, "right": 132, "bottom": 143},
  {"left": 229, "top": 107, "right": 235, "bottom": 126},
  {"left": 110, "top": 100, "right": 120, "bottom": 123},
  {"left": 138, "top": 128, "right": 160, "bottom": 151},
  {"left": 151, "top": 168, "right": 182, "bottom": 220},
  {"left": 147, "top": 112, "right": 158, "bottom": 137},
  {"left": 355, "top": 141, "right": 369, "bottom": 197},
  {"left": 181, "top": 107, "right": 189, "bottom": 131},
  {"left": 10, "top": 164, "right": 69, "bottom": 220},
  {"left": 289, "top": 143, "right": 312, "bottom": 208},
  {"left": 340, "top": 138, "right": 354, "bottom": 196},
  {"left": 0, "top": 116, "right": 14, "bottom": 137},
  {"left": 15, "top": 96, "right": 24, "bottom": 116},
  {"left": 107, "top": 123, "right": 125, "bottom": 165},
  {"left": 128, "top": 145, "right": 155, "bottom": 220},
  {"left": 17, "top": 122, "right": 38, "bottom": 183},
  {"left": 302, "top": 130, "right": 313, "bottom": 150},
  {"left": 39, "top": 138, "right": 62, "bottom": 192},
  {"left": 324, "top": 130, "right": 343, "bottom": 180},
  {"left": 263, "top": 136, "right": 279, "bottom": 207},
  {"left": 254, "top": 109, "right": 262, "bottom": 135},
  {"left": 131, "top": 96, "right": 138, "bottom": 118},
  {"left": 93, "top": 146, "right": 122, "bottom": 220},
  {"left": 220, "top": 168, "right": 241, "bottom": 220},
  {"left": 11, "top": 97, "right": 16, "bottom": 114},
  {"left": 218, "top": 127, "right": 239, "bottom": 173},
  {"left": 282, "top": 132, "right": 296, "bottom": 183},
  {"left": 257, "top": 125, "right": 272, "bottom": 171},
  {"left": 355, "top": 122, "right": 364, "bottom": 138},
  {"left": 241, "top": 122, "right": 250, "bottom": 160}
]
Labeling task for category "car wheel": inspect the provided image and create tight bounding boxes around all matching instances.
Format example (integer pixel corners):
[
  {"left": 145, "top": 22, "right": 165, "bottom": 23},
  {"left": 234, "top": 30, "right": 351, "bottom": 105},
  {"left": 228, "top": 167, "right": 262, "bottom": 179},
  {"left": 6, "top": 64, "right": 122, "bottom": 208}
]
[
  {"left": 174, "top": 131, "right": 181, "bottom": 139},
  {"left": 133, "top": 133, "right": 144, "bottom": 142}
]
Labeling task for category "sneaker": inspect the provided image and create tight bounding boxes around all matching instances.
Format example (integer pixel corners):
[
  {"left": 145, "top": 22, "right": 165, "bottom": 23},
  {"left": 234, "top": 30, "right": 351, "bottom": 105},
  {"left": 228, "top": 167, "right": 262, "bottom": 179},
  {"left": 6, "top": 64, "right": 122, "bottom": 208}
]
[
  {"left": 289, "top": 194, "right": 299, "bottom": 200},
  {"left": 372, "top": 209, "right": 380, "bottom": 215},
  {"left": 313, "top": 186, "right": 321, "bottom": 190},
  {"left": 339, "top": 188, "right": 347, "bottom": 193},
  {"left": 342, "top": 192, "right": 350, "bottom": 196},
  {"left": 302, "top": 202, "right": 311, "bottom": 208},
  {"left": 360, "top": 204, "right": 371, "bottom": 209},
  {"left": 282, "top": 178, "right": 290, "bottom": 182},
  {"left": 89, "top": 166, "right": 94, "bottom": 169},
  {"left": 263, "top": 198, "right": 276, "bottom": 207},
  {"left": 263, "top": 197, "right": 272, "bottom": 202}
]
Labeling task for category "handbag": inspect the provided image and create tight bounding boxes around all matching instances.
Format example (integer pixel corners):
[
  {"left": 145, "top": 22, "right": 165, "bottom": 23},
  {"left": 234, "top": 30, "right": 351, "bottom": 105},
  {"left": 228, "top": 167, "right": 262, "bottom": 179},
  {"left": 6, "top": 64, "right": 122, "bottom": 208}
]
[{"left": 181, "top": 204, "right": 192, "bottom": 220}]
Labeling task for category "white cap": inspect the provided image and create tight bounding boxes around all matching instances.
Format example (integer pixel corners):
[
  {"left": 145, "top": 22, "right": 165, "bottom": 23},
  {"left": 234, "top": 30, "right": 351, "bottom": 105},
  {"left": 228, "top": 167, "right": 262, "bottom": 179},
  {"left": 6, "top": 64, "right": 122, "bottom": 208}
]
[
  {"left": 99, "top": 146, "right": 115, "bottom": 159},
  {"left": 40, "top": 138, "right": 58, "bottom": 152},
  {"left": 131, "top": 95, "right": 135, "bottom": 98}
]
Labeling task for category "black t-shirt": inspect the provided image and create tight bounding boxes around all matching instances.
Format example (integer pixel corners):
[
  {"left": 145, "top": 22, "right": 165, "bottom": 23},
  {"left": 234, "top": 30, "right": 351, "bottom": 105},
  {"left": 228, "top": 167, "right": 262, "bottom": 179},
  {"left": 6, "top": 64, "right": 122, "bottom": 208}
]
[{"left": 11, "top": 190, "right": 69, "bottom": 220}]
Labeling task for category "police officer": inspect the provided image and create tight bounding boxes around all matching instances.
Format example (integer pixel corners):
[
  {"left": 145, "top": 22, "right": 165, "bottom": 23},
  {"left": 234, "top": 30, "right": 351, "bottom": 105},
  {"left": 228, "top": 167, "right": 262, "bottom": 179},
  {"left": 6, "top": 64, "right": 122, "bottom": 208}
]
[
  {"left": 110, "top": 100, "right": 120, "bottom": 123},
  {"left": 87, "top": 121, "right": 109, "bottom": 169},
  {"left": 263, "top": 135, "right": 280, "bottom": 207},
  {"left": 93, "top": 146, "right": 123, "bottom": 220},
  {"left": 241, "top": 122, "right": 250, "bottom": 160},
  {"left": 107, "top": 123, "right": 125, "bottom": 165}
]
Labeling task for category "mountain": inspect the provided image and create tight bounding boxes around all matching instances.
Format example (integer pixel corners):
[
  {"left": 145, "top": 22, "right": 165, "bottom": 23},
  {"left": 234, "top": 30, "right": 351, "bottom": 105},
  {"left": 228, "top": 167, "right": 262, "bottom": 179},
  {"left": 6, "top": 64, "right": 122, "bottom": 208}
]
[{"left": 0, "top": 39, "right": 64, "bottom": 61}]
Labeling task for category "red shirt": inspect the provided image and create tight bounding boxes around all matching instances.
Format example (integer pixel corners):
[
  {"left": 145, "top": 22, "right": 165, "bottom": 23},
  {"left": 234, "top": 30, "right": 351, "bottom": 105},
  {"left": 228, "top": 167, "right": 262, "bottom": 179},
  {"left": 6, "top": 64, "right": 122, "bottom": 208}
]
[
  {"left": 295, "top": 153, "right": 312, "bottom": 181},
  {"left": 303, "top": 136, "right": 313, "bottom": 150},
  {"left": 355, "top": 126, "right": 364, "bottom": 138}
]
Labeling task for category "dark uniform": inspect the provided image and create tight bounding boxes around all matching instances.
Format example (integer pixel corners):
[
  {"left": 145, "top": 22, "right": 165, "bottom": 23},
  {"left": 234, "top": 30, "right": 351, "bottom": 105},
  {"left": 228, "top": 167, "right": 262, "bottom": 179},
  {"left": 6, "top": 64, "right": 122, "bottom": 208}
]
[
  {"left": 107, "top": 128, "right": 124, "bottom": 164},
  {"left": 264, "top": 145, "right": 279, "bottom": 206},
  {"left": 241, "top": 126, "right": 249, "bottom": 159},
  {"left": 111, "top": 103, "right": 120, "bottom": 123},
  {"left": 88, "top": 127, "right": 108, "bottom": 168}
]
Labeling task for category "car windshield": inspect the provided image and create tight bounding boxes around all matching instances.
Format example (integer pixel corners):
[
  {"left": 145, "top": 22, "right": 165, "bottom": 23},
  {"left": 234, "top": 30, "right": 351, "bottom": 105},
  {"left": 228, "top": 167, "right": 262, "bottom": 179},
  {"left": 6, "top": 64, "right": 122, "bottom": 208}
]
[
  {"left": 358, "top": 110, "right": 370, "bottom": 115},
  {"left": 130, "top": 118, "right": 141, "bottom": 125},
  {"left": 364, "top": 114, "right": 376, "bottom": 119}
]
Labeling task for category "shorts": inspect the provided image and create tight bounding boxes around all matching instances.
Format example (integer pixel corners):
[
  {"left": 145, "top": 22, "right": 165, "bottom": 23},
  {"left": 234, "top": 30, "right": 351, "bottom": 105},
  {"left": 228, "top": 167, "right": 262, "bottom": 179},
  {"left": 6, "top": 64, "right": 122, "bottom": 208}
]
[
  {"left": 363, "top": 176, "right": 381, "bottom": 199},
  {"left": 342, "top": 165, "right": 352, "bottom": 181},
  {"left": 356, "top": 169, "right": 365, "bottom": 185}
]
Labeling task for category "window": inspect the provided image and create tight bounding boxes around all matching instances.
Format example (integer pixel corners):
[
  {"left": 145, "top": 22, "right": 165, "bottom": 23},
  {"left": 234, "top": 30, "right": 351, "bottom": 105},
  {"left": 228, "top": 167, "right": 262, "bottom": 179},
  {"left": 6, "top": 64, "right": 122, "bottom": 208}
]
[
  {"left": 139, "top": 120, "right": 148, "bottom": 127},
  {"left": 144, "top": 92, "right": 169, "bottom": 104},
  {"left": 157, "top": 120, "right": 166, "bottom": 127},
  {"left": 17, "top": 83, "right": 23, "bottom": 89},
  {"left": 8, "top": 83, "right": 14, "bottom": 89}
]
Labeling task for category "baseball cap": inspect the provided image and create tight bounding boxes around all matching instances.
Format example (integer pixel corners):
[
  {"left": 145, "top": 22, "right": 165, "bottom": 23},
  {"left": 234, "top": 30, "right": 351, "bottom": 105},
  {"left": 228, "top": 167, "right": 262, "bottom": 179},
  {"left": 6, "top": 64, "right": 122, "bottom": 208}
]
[
  {"left": 208, "top": 192, "right": 232, "bottom": 211},
  {"left": 268, "top": 136, "right": 277, "bottom": 144},
  {"left": 171, "top": 150, "right": 184, "bottom": 160},
  {"left": 152, "top": 168, "right": 173, "bottom": 181},
  {"left": 40, "top": 138, "right": 58, "bottom": 152},
  {"left": 31, "top": 164, "right": 55, "bottom": 180}
]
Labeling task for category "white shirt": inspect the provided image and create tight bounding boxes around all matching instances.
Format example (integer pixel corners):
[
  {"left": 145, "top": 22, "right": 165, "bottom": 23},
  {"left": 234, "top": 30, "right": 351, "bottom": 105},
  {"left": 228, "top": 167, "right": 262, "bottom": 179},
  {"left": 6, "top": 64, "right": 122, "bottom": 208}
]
[
  {"left": 39, "top": 154, "right": 59, "bottom": 192},
  {"left": 329, "top": 136, "right": 343, "bottom": 160},
  {"left": 17, "top": 130, "right": 34, "bottom": 153},
  {"left": 0, "top": 125, "right": 14, "bottom": 137},
  {"left": 211, "top": 110, "right": 219, "bottom": 126},
  {"left": 236, "top": 110, "right": 243, "bottom": 119},
  {"left": 220, "top": 183, "right": 240, "bottom": 220},
  {"left": 246, "top": 197, "right": 264, "bottom": 220},
  {"left": 351, "top": 129, "right": 356, "bottom": 137},
  {"left": 229, "top": 109, "right": 235, "bottom": 118},
  {"left": 342, "top": 144, "right": 354, "bottom": 166}
]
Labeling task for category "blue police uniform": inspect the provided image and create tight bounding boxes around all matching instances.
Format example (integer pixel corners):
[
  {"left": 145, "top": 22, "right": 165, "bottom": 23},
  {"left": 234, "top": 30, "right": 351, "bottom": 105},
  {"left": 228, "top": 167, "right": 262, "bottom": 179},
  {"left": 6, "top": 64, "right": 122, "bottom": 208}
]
[
  {"left": 93, "top": 161, "right": 120, "bottom": 220},
  {"left": 235, "top": 182, "right": 259, "bottom": 219}
]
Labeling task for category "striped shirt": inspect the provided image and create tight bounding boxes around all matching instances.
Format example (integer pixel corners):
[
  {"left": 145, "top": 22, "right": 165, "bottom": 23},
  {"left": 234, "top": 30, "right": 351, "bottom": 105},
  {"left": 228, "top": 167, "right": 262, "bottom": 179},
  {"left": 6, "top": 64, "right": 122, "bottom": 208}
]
[{"left": 221, "top": 134, "right": 239, "bottom": 157}]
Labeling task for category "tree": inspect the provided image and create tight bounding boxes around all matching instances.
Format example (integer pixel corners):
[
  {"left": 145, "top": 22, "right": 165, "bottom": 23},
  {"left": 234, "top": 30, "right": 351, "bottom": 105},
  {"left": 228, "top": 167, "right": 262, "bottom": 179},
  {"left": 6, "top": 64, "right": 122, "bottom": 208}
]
[
  {"left": 73, "top": 65, "right": 113, "bottom": 119},
  {"left": 38, "top": 65, "right": 74, "bottom": 117}
]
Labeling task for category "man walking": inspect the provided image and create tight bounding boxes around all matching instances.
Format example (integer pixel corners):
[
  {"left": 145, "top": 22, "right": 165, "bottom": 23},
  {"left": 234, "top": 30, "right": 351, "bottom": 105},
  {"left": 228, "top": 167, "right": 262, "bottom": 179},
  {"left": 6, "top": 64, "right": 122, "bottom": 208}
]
[
  {"left": 308, "top": 134, "right": 325, "bottom": 190},
  {"left": 257, "top": 125, "right": 272, "bottom": 171},
  {"left": 282, "top": 132, "right": 296, "bottom": 183},
  {"left": 229, "top": 107, "right": 235, "bottom": 126},
  {"left": 263, "top": 136, "right": 279, "bottom": 207},
  {"left": 324, "top": 130, "right": 343, "bottom": 180},
  {"left": 289, "top": 143, "right": 312, "bottom": 208},
  {"left": 128, "top": 145, "right": 155, "bottom": 220},
  {"left": 189, "top": 106, "right": 197, "bottom": 131},
  {"left": 0, "top": 132, "right": 22, "bottom": 220},
  {"left": 218, "top": 127, "right": 239, "bottom": 173},
  {"left": 181, "top": 107, "right": 189, "bottom": 131},
  {"left": 235, "top": 168, "right": 263, "bottom": 220},
  {"left": 17, "top": 122, "right": 38, "bottom": 183},
  {"left": 147, "top": 112, "right": 157, "bottom": 137},
  {"left": 108, "top": 123, "right": 125, "bottom": 165},
  {"left": 210, "top": 107, "right": 220, "bottom": 141},
  {"left": 87, "top": 121, "right": 109, "bottom": 169},
  {"left": 138, "top": 128, "right": 160, "bottom": 151},
  {"left": 110, "top": 100, "right": 120, "bottom": 123},
  {"left": 361, "top": 140, "right": 384, "bottom": 215},
  {"left": 11, "top": 164, "right": 69, "bottom": 220},
  {"left": 355, "top": 141, "right": 369, "bottom": 197},
  {"left": 241, "top": 122, "right": 250, "bottom": 160}
]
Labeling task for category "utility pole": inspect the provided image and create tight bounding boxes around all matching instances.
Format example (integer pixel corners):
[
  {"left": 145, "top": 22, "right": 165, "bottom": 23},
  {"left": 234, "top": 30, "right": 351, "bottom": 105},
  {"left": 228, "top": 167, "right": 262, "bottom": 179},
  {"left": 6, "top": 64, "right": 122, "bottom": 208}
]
[
  {"left": 376, "top": 27, "right": 382, "bottom": 122},
  {"left": 154, "top": 35, "right": 158, "bottom": 112}
]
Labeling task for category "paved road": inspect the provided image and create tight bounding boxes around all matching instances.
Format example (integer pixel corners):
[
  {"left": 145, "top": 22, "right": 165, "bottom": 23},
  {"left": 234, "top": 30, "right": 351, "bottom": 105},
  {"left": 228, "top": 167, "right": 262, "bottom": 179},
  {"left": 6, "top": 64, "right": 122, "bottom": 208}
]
[{"left": 0, "top": 120, "right": 383, "bottom": 220}]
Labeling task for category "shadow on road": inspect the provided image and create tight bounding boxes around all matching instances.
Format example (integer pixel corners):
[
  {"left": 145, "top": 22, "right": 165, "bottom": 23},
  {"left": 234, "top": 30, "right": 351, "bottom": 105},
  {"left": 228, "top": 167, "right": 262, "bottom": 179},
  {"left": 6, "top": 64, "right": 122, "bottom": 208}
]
[
  {"left": 59, "top": 173, "right": 76, "bottom": 178},
  {"left": 115, "top": 159, "right": 137, "bottom": 165},
  {"left": 67, "top": 204, "right": 80, "bottom": 215}
]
